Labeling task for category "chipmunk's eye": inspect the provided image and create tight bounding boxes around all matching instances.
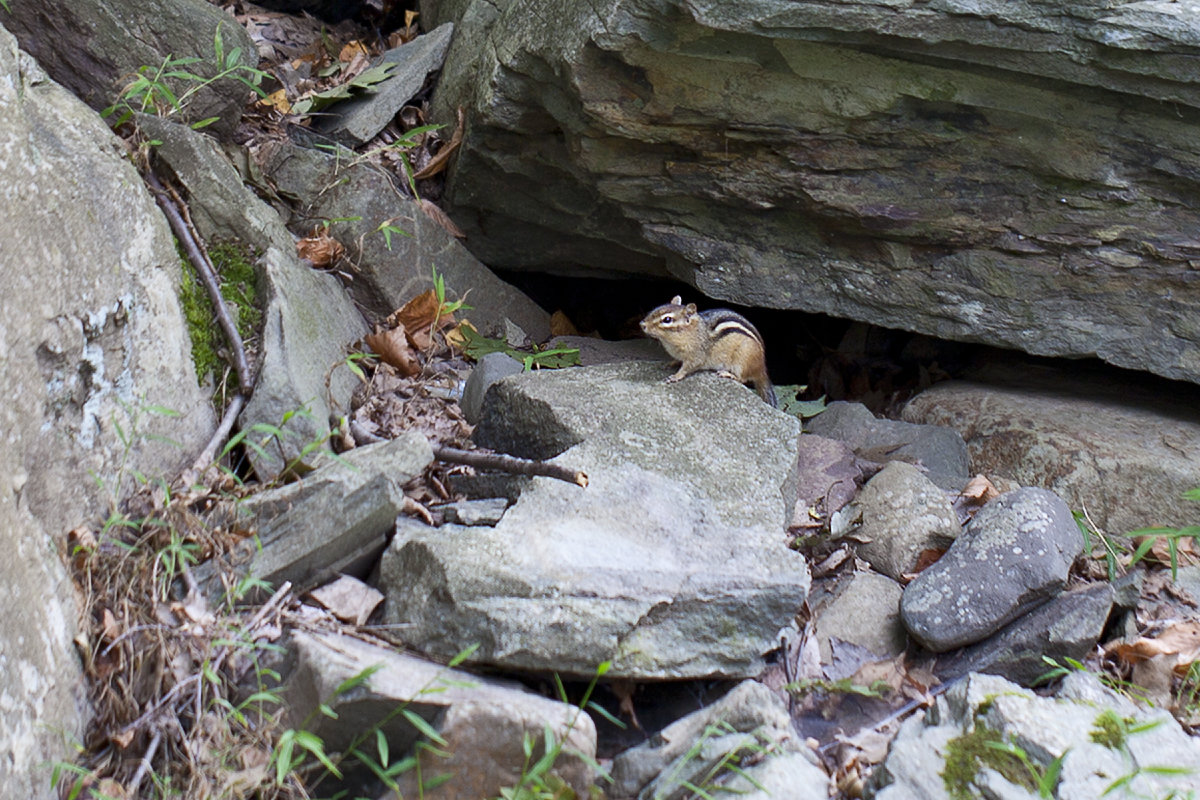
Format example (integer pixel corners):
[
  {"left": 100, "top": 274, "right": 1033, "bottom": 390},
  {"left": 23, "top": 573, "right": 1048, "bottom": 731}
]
[{"left": 661, "top": 315, "right": 674, "bottom": 324}]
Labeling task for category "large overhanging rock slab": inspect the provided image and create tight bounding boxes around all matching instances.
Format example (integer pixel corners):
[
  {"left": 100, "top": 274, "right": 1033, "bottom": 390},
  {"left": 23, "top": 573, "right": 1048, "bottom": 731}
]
[
  {"left": 380, "top": 361, "right": 809, "bottom": 679},
  {"left": 427, "top": 0, "right": 1200, "bottom": 385}
]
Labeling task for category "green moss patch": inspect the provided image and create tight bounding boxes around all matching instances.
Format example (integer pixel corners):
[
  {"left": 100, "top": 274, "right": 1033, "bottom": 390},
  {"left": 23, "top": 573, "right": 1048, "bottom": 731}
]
[{"left": 178, "top": 239, "right": 262, "bottom": 393}]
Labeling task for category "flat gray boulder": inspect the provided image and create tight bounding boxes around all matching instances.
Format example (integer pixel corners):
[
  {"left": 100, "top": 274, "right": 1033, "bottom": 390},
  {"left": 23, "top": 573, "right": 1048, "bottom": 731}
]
[
  {"left": 380, "top": 361, "right": 809, "bottom": 678},
  {"left": 285, "top": 630, "right": 596, "bottom": 799}
]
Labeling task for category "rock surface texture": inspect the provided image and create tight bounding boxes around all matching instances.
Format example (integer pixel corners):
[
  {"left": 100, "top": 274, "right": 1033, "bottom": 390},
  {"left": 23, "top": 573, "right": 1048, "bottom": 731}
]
[
  {"left": 380, "top": 361, "right": 810, "bottom": 678},
  {"left": 903, "top": 362, "right": 1200, "bottom": 534},
  {"left": 425, "top": 0, "right": 1200, "bottom": 386},
  {"left": 285, "top": 631, "right": 597, "bottom": 799},
  {"left": 3, "top": 0, "right": 257, "bottom": 137},
  {"left": 901, "top": 487, "right": 1082, "bottom": 652},
  {"left": 0, "top": 26, "right": 213, "bottom": 800},
  {"left": 875, "top": 671, "right": 1200, "bottom": 800}
]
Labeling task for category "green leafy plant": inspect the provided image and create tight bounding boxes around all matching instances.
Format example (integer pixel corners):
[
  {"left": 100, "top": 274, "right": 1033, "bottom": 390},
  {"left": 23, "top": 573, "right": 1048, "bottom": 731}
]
[
  {"left": 1077, "top": 488, "right": 1200, "bottom": 582},
  {"left": 495, "top": 661, "right": 618, "bottom": 800},
  {"left": 649, "top": 720, "right": 771, "bottom": 800},
  {"left": 103, "top": 24, "right": 269, "bottom": 128},
  {"left": 776, "top": 385, "right": 827, "bottom": 419},
  {"left": 461, "top": 327, "right": 581, "bottom": 371},
  {"left": 1035, "top": 656, "right": 1154, "bottom": 704},
  {"left": 377, "top": 220, "right": 412, "bottom": 251},
  {"left": 290, "top": 61, "right": 397, "bottom": 116},
  {"left": 983, "top": 739, "right": 1065, "bottom": 799}
]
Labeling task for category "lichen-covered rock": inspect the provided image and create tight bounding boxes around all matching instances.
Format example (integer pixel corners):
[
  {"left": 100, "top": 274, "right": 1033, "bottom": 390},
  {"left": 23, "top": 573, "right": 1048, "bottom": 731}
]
[
  {"left": 901, "top": 488, "right": 1081, "bottom": 652},
  {"left": 3, "top": 0, "right": 257, "bottom": 137},
  {"left": 848, "top": 461, "right": 961, "bottom": 581}
]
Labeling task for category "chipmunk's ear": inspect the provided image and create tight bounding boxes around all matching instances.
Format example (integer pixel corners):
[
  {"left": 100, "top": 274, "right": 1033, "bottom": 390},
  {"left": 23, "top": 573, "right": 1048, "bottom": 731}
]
[
  {"left": 684, "top": 303, "right": 698, "bottom": 315},
  {"left": 670, "top": 295, "right": 682, "bottom": 305}
]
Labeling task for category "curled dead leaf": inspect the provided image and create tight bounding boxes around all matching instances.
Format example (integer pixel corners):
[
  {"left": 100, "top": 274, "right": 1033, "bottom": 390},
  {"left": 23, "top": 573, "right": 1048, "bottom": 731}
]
[
  {"left": 419, "top": 198, "right": 465, "bottom": 239},
  {"left": 550, "top": 310, "right": 579, "bottom": 337},
  {"left": 364, "top": 324, "right": 420, "bottom": 377},
  {"left": 296, "top": 227, "right": 345, "bottom": 268},
  {"left": 412, "top": 106, "right": 465, "bottom": 180}
]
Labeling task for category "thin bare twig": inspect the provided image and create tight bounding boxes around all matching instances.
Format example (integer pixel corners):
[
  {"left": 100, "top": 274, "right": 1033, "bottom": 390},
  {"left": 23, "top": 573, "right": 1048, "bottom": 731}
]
[
  {"left": 432, "top": 445, "right": 588, "bottom": 488},
  {"left": 185, "top": 393, "right": 246, "bottom": 479},
  {"left": 145, "top": 170, "right": 253, "bottom": 391},
  {"left": 128, "top": 730, "right": 162, "bottom": 797}
]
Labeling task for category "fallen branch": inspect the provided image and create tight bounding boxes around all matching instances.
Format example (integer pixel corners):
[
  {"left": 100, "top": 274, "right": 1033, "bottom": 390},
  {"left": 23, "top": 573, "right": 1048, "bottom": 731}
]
[
  {"left": 146, "top": 170, "right": 252, "bottom": 390},
  {"left": 127, "top": 730, "right": 162, "bottom": 798},
  {"left": 432, "top": 444, "right": 588, "bottom": 488},
  {"left": 145, "top": 170, "right": 257, "bottom": 481}
]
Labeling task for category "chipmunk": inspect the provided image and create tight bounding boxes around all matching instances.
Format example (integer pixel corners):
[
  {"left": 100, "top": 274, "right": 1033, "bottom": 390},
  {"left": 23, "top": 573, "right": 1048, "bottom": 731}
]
[{"left": 640, "top": 295, "right": 778, "bottom": 407}]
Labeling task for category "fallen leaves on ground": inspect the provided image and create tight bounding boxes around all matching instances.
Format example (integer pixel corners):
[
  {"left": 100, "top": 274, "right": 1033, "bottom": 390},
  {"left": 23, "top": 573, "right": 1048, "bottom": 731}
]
[{"left": 296, "top": 226, "right": 345, "bottom": 268}]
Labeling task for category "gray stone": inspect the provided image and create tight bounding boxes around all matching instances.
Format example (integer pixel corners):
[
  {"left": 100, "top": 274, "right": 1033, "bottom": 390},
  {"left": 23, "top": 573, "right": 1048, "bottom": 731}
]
[
  {"left": 139, "top": 117, "right": 369, "bottom": 481},
  {"left": 850, "top": 462, "right": 961, "bottom": 581},
  {"left": 198, "top": 433, "right": 432, "bottom": 599},
  {"left": 548, "top": 334, "right": 667, "bottom": 366},
  {"left": 935, "top": 582, "right": 1115, "bottom": 687},
  {"left": 0, "top": 28, "right": 215, "bottom": 799},
  {"left": 425, "top": 0, "right": 1200, "bottom": 387},
  {"left": 318, "top": 24, "right": 455, "bottom": 146},
  {"left": 285, "top": 630, "right": 596, "bottom": 800},
  {"left": 3, "top": 0, "right": 256, "bottom": 137},
  {"left": 876, "top": 671, "right": 1200, "bottom": 800},
  {"left": 380, "top": 361, "right": 809, "bottom": 678},
  {"left": 460, "top": 352, "right": 524, "bottom": 424},
  {"left": 610, "top": 680, "right": 812, "bottom": 799},
  {"left": 441, "top": 497, "right": 509, "bottom": 526},
  {"left": 806, "top": 402, "right": 969, "bottom": 492},
  {"left": 715, "top": 750, "right": 832, "bottom": 800},
  {"left": 811, "top": 570, "right": 907, "bottom": 666},
  {"left": 902, "top": 363, "right": 1200, "bottom": 534},
  {"left": 259, "top": 139, "right": 551, "bottom": 342},
  {"left": 901, "top": 488, "right": 1082, "bottom": 652}
]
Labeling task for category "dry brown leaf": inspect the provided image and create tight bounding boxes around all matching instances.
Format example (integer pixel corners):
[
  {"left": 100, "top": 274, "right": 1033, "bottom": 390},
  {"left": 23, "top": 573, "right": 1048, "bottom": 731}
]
[
  {"left": 610, "top": 680, "right": 643, "bottom": 731},
  {"left": 412, "top": 106, "right": 465, "bottom": 180},
  {"left": 418, "top": 198, "right": 466, "bottom": 239},
  {"left": 309, "top": 575, "right": 384, "bottom": 626},
  {"left": 444, "top": 320, "right": 474, "bottom": 350},
  {"left": 364, "top": 324, "right": 420, "bottom": 376},
  {"left": 338, "top": 40, "right": 371, "bottom": 64},
  {"left": 389, "top": 10, "right": 420, "bottom": 46},
  {"left": 960, "top": 474, "right": 1000, "bottom": 503},
  {"left": 110, "top": 728, "right": 135, "bottom": 749},
  {"left": 1106, "top": 620, "right": 1200, "bottom": 669},
  {"left": 908, "top": 548, "right": 946, "bottom": 577},
  {"left": 100, "top": 608, "right": 121, "bottom": 643},
  {"left": 258, "top": 87, "right": 292, "bottom": 113},
  {"left": 296, "top": 227, "right": 345, "bottom": 267},
  {"left": 851, "top": 656, "right": 906, "bottom": 694},
  {"left": 550, "top": 310, "right": 580, "bottom": 337},
  {"left": 396, "top": 289, "right": 457, "bottom": 351},
  {"left": 1143, "top": 534, "right": 1200, "bottom": 569}
]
